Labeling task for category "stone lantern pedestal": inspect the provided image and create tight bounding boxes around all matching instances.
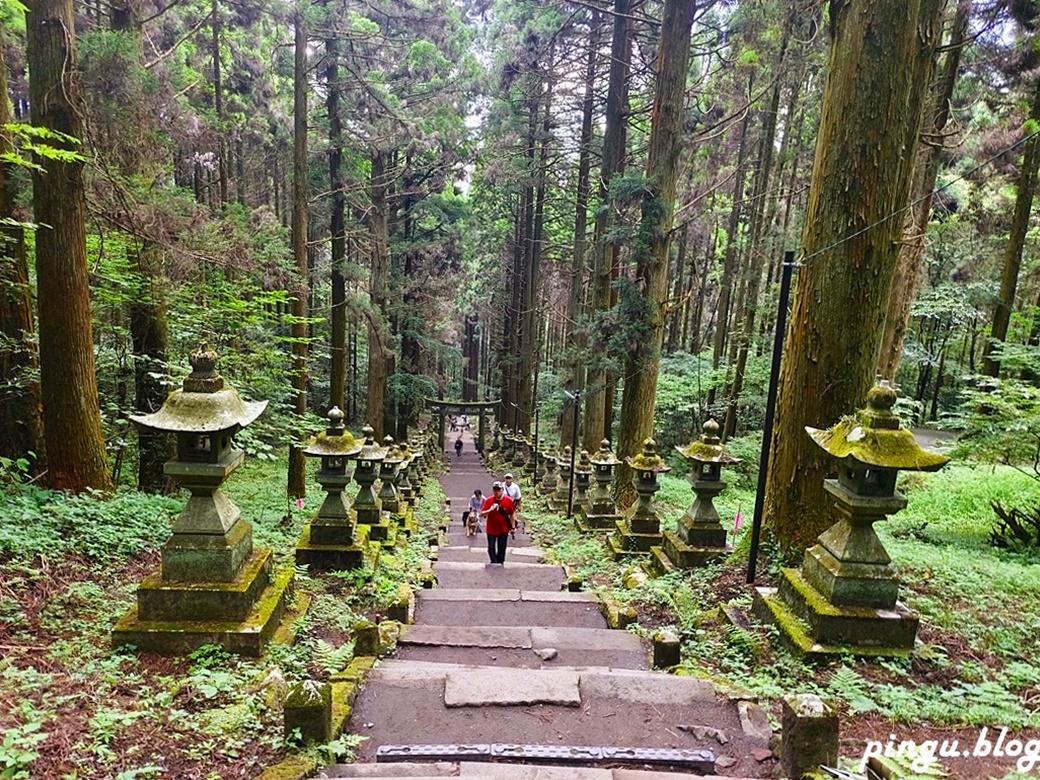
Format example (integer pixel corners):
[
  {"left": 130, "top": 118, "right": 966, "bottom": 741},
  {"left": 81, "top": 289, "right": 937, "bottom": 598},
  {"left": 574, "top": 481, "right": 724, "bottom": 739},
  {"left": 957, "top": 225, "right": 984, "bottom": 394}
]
[
  {"left": 608, "top": 439, "right": 670, "bottom": 560},
  {"left": 653, "top": 420, "right": 739, "bottom": 574},
  {"left": 379, "top": 437, "right": 415, "bottom": 540},
  {"left": 576, "top": 440, "right": 622, "bottom": 532},
  {"left": 112, "top": 347, "right": 292, "bottom": 657},
  {"left": 754, "top": 382, "right": 948, "bottom": 659},
  {"left": 295, "top": 409, "right": 378, "bottom": 572}
]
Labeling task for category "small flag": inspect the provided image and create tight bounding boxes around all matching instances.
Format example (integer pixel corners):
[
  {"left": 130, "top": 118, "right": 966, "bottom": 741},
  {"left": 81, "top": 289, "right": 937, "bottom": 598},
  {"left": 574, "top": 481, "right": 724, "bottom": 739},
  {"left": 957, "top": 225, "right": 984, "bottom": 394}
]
[{"left": 733, "top": 508, "right": 743, "bottom": 534}]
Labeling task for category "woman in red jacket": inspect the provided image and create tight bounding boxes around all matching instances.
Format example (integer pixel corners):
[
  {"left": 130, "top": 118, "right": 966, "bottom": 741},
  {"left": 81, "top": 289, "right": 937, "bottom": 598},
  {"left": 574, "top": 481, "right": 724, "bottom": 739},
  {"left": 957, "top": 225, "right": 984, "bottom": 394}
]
[{"left": 479, "top": 482, "right": 515, "bottom": 564}]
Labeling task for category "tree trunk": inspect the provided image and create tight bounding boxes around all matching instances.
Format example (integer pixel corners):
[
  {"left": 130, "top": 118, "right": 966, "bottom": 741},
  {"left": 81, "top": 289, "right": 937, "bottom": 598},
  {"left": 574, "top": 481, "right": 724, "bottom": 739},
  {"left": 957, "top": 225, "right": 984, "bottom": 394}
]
[
  {"left": 212, "top": 0, "right": 228, "bottom": 206},
  {"left": 584, "top": 0, "right": 631, "bottom": 452},
  {"left": 288, "top": 9, "right": 309, "bottom": 498},
  {"left": 562, "top": 13, "right": 600, "bottom": 449},
  {"left": 0, "top": 29, "right": 45, "bottom": 468},
  {"left": 26, "top": 0, "right": 113, "bottom": 492},
  {"left": 327, "top": 36, "right": 347, "bottom": 411},
  {"left": 764, "top": 0, "right": 943, "bottom": 553},
  {"left": 879, "top": 0, "right": 970, "bottom": 381},
  {"left": 367, "top": 149, "right": 391, "bottom": 438},
  {"left": 982, "top": 73, "right": 1040, "bottom": 377},
  {"left": 613, "top": 0, "right": 695, "bottom": 501},
  {"left": 129, "top": 243, "right": 170, "bottom": 492}
]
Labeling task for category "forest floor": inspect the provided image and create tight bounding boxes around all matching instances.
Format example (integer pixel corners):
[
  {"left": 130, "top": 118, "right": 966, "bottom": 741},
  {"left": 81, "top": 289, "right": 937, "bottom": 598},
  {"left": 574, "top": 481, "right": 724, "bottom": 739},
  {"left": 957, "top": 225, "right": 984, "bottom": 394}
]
[{"left": 2, "top": 447, "right": 1040, "bottom": 779}]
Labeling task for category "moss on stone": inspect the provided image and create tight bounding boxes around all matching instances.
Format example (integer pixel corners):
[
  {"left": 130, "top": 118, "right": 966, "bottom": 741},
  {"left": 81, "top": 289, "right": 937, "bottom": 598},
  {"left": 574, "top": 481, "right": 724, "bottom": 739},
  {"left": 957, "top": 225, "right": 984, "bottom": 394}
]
[{"left": 249, "top": 755, "right": 319, "bottom": 780}]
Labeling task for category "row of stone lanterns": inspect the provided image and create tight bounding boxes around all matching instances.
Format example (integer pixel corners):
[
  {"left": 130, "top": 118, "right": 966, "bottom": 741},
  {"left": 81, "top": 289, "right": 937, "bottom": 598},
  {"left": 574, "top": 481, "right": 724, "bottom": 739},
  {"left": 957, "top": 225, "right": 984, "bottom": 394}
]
[{"left": 112, "top": 348, "right": 436, "bottom": 658}]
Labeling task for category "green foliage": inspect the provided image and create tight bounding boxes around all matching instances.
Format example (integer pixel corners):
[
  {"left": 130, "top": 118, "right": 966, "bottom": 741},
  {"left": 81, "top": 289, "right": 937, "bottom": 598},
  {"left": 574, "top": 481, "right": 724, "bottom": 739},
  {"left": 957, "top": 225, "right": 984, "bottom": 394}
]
[{"left": 0, "top": 721, "right": 46, "bottom": 780}]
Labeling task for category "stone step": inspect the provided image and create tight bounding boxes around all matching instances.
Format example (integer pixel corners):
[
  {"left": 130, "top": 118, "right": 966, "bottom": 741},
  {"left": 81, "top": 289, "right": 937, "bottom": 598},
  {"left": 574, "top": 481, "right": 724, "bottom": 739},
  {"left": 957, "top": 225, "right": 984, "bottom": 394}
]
[
  {"left": 399, "top": 625, "right": 643, "bottom": 652},
  {"left": 430, "top": 562, "right": 566, "bottom": 591},
  {"left": 415, "top": 593, "right": 604, "bottom": 628},
  {"left": 436, "top": 545, "right": 545, "bottom": 563},
  {"left": 320, "top": 761, "right": 759, "bottom": 779}
]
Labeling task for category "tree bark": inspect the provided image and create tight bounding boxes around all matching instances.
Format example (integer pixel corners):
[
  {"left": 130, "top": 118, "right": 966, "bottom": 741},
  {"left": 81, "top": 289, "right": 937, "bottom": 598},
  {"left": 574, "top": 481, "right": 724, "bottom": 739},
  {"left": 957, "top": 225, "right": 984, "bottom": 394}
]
[
  {"left": 367, "top": 149, "right": 391, "bottom": 438},
  {"left": 880, "top": 0, "right": 970, "bottom": 381},
  {"left": 764, "top": 0, "right": 944, "bottom": 552},
  {"left": 613, "top": 0, "right": 695, "bottom": 500},
  {"left": 584, "top": 0, "right": 632, "bottom": 452},
  {"left": 982, "top": 73, "right": 1040, "bottom": 377},
  {"left": 288, "top": 9, "right": 309, "bottom": 498},
  {"left": 0, "top": 28, "right": 45, "bottom": 468},
  {"left": 327, "top": 36, "right": 347, "bottom": 411},
  {"left": 26, "top": 0, "right": 113, "bottom": 492}
]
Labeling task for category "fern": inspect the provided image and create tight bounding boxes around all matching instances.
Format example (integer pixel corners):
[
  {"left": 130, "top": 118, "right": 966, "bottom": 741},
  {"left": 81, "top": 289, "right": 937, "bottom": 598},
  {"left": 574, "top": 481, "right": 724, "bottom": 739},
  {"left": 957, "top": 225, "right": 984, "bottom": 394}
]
[
  {"left": 312, "top": 639, "right": 354, "bottom": 674},
  {"left": 827, "top": 666, "right": 878, "bottom": 715}
]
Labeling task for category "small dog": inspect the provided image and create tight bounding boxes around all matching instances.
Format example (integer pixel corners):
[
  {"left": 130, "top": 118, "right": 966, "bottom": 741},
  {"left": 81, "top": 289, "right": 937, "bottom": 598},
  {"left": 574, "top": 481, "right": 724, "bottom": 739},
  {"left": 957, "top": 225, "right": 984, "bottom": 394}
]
[{"left": 466, "top": 512, "right": 479, "bottom": 536}]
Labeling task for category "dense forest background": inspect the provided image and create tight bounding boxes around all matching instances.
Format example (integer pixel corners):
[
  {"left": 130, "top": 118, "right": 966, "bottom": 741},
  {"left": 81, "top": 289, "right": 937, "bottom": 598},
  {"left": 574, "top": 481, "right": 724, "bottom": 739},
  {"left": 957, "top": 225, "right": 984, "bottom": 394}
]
[{"left": 3, "top": 0, "right": 1040, "bottom": 527}]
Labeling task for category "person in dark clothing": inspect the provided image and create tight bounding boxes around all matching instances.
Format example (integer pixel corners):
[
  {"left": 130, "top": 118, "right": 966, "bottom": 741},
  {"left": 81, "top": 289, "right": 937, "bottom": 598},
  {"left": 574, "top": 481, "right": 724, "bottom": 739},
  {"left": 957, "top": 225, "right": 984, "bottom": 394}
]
[
  {"left": 454, "top": 435, "right": 463, "bottom": 458},
  {"left": 479, "top": 482, "right": 515, "bottom": 564}
]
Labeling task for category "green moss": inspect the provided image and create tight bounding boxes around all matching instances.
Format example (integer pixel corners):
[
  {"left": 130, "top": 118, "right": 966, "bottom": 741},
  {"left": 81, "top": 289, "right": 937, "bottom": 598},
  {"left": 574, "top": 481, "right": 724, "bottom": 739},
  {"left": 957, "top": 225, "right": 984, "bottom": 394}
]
[{"left": 250, "top": 756, "right": 320, "bottom": 780}]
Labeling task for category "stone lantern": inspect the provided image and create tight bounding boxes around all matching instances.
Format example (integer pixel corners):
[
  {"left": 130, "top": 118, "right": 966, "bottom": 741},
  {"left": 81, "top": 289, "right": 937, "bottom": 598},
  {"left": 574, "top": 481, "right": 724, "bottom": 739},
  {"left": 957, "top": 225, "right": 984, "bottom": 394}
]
[
  {"left": 490, "top": 426, "right": 501, "bottom": 453},
  {"left": 551, "top": 445, "right": 573, "bottom": 512},
  {"left": 353, "top": 425, "right": 389, "bottom": 538},
  {"left": 407, "top": 437, "right": 425, "bottom": 497},
  {"left": 754, "top": 381, "right": 949, "bottom": 659},
  {"left": 573, "top": 450, "right": 593, "bottom": 511},
  {"left": 577, "top": 440, "right": 622, "bottom": 533},
  {"left": 654, "top": 419, "right": 740, "bottom": 574},
  {"left": 511, "top": 431, "right": 529, "bottom": 470},
  {"left": 396, "top": 442, "right": 415, "bottom": 504},
  {"left": 294, "top": 408, "right": 376, "bottom": 572},
  {"left": 113, "top": 346, "right": 290, "bottom": 656},
  {"left": 538, "top": 446, "right": 559, "bottom": 497},
  {"left": 379, "top": 436, "right": 405, "bottom": 516},
  {"left": 609, "top": 439, "right": 671, "bottom": 560}
]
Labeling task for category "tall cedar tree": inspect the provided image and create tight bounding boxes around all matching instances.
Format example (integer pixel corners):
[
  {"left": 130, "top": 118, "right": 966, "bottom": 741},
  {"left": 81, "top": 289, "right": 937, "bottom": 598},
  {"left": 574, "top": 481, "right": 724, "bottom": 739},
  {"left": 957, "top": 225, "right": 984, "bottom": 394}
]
[
  {"left": 763, "top": 0, "right": 943, "bottom": 552},
  {"left": 613, "top": 0, "right": 695, "bottom": 499},
  {"left": 288, "top": 8, "right": 309, "bottom": 498},
  {"left": 0, "top": 24, "right": 45, "bottom": 467},
  {"left": 25, "top": 0, "right": 113, "bottom": 491}
]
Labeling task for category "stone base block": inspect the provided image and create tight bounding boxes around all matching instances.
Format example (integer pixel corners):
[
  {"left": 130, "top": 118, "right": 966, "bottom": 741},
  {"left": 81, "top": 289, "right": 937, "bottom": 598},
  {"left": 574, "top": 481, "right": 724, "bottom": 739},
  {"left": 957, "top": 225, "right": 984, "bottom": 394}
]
[
  {"left": 137, "top": 548, "right": 272, "bottom": 622},
  {"left": 295, "top": 524, "right": 377, "bottom": 572},
  {"left": 661, "top": 530, "right": 730, "bottom": 570},
  {"left": 161, "top": 517, "right": 253, "bottom": 583},
  {"left": 111, "top": 566, "right": 292, "bottom": 657},
  {"left": 575, "top": 510, "right": 622, "bottom": 532},
  {"left": 609, "top": 520, "right": 662, "bottom": 557},
  {"left": 676, "top": 521, "right": 728, "bottom": 550},
  {"left": 309, "top": 521, "right": 356, "bottom": 547},
  {"left": 753, "top": 568, "right": 918, "bottom": 660},
  {"left": 802, "top": 543, "right": 900, "bottom": 609},
  {"left": 646, "top": 546, "right": 674, "bottom": 577},
  {"left": 628, "top": 516, "right": 662, "bottom": 536}
]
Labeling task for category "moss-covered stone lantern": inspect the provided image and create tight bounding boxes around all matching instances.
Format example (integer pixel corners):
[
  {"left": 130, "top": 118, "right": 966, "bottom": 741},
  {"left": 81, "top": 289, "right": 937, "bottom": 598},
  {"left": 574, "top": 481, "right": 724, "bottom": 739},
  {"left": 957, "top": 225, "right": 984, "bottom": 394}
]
[
  {"left": 113, "top": 346, "right": 291, "bottom": 656},
  {"left": 353, "top": 425, "right": 388, "bottom": 534},
  {"left": 294, "top": 408, "right": 375, "bottom": 572},
  {"left": 577, "top": 440, "right": 622, "bottom": 533},
  {"left": 653, "top": 419, "right": 740, "bottom": 574},
  {"left": 754, "top": 381, "right": 949, "bottom": 659},
  {"left": 538, "top": 446, "right": 559, "bottom": 497},
  {"left": 551, "top": 445, "right": 573, "bottom": 512},
  {"left": 379, "top": 436, "right": 405, "bottom": 516},
  {"left": 609, "top": 439, "right": 671, "bottom": 560},
  {"left": 573, "top": 450, "right": 593, "bottom": 511},
  {"left": 407, "top": 437, "right": 425, "bottom": 497},
  {"left": 396, "top": 442, "right": 415, "bottom": 504}
]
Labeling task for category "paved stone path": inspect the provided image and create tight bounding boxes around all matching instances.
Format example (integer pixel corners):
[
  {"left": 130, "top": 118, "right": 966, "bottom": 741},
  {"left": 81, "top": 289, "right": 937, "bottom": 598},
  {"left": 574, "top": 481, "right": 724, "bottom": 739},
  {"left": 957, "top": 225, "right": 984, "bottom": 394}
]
[{"left": 325, "top": 429, "right": 772, "bottom": 780}]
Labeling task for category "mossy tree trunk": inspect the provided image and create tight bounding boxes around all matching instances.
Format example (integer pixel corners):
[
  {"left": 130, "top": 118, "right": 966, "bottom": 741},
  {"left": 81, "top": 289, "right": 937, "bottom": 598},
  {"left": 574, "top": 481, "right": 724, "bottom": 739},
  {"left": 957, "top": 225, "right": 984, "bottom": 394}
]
[
  {"left": 367, "top": 149, "right": 391, "bottom": 439},
  {"left": 26, "top": 0, "right": 113, "bottom": 492},
  {"left": 327, "top": 35, "right": 348, "bottom": 412},
  {"left": 613, "top": 0, "right": 695, "bottom": 503},
  {"left": 763, "top": 0, "right": 943, "bottom": 553}
]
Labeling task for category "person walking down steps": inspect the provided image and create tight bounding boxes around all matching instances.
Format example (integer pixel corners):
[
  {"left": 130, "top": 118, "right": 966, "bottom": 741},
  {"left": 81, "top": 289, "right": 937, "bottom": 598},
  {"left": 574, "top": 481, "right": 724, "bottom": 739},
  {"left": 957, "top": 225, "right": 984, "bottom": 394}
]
[
  {"left": 479, "top": 481, "right": 515, "bottom": 564},
  {"left": 454, "top": 434, "right": 464, "bottom": 458}
]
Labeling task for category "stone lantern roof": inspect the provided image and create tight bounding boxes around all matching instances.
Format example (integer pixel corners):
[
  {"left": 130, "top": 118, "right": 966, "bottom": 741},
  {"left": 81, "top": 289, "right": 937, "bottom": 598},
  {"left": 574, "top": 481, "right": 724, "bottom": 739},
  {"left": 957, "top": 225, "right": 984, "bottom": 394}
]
[
  {"left": 806, "top": 381, "right": 949, "bottom": 471},
  {"left": 590, "top": 439, "right": 620, "bottom": 467},
  {"left": 129, "top": 345, "right": 266, "bottom": 433},
  {"left": 677, "top": 419, "right": 741, "bottom": 465},
  {"left": 626, "top": 438, "right": 671, "bottom": 474},
  {"left": 303, "top": 407, "right": 362, "bottom": 458},
  {"left": 381, "top": 436, "right": 404, "bottom": 467},
  {"left": 356, "top": 425, "right": 388, "bottom": 463}
]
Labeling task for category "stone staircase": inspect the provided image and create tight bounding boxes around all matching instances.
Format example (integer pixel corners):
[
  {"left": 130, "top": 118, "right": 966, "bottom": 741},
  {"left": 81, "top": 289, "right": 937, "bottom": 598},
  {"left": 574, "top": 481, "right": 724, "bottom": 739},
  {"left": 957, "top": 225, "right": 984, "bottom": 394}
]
[{"left": 320, "top": 433, "right": 774, "bottom": 780}]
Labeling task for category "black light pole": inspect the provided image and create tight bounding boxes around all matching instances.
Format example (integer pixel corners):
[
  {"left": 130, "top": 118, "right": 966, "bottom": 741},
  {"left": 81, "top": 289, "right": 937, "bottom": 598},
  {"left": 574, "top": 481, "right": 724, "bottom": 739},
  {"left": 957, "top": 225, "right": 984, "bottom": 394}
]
[
  {"left": 564, "top": 389, "right": 581, "bottom": 518},
  {"left": 747, "top": 250, "right": 798, "bottom": 584}
]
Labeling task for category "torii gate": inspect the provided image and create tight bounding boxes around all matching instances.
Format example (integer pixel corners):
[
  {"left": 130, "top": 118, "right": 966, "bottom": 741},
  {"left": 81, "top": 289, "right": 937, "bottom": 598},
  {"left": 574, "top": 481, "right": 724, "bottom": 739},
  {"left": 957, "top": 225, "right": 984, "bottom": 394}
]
[{"left": 425, "top": 398, "right": 499, "bottom": 454}]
